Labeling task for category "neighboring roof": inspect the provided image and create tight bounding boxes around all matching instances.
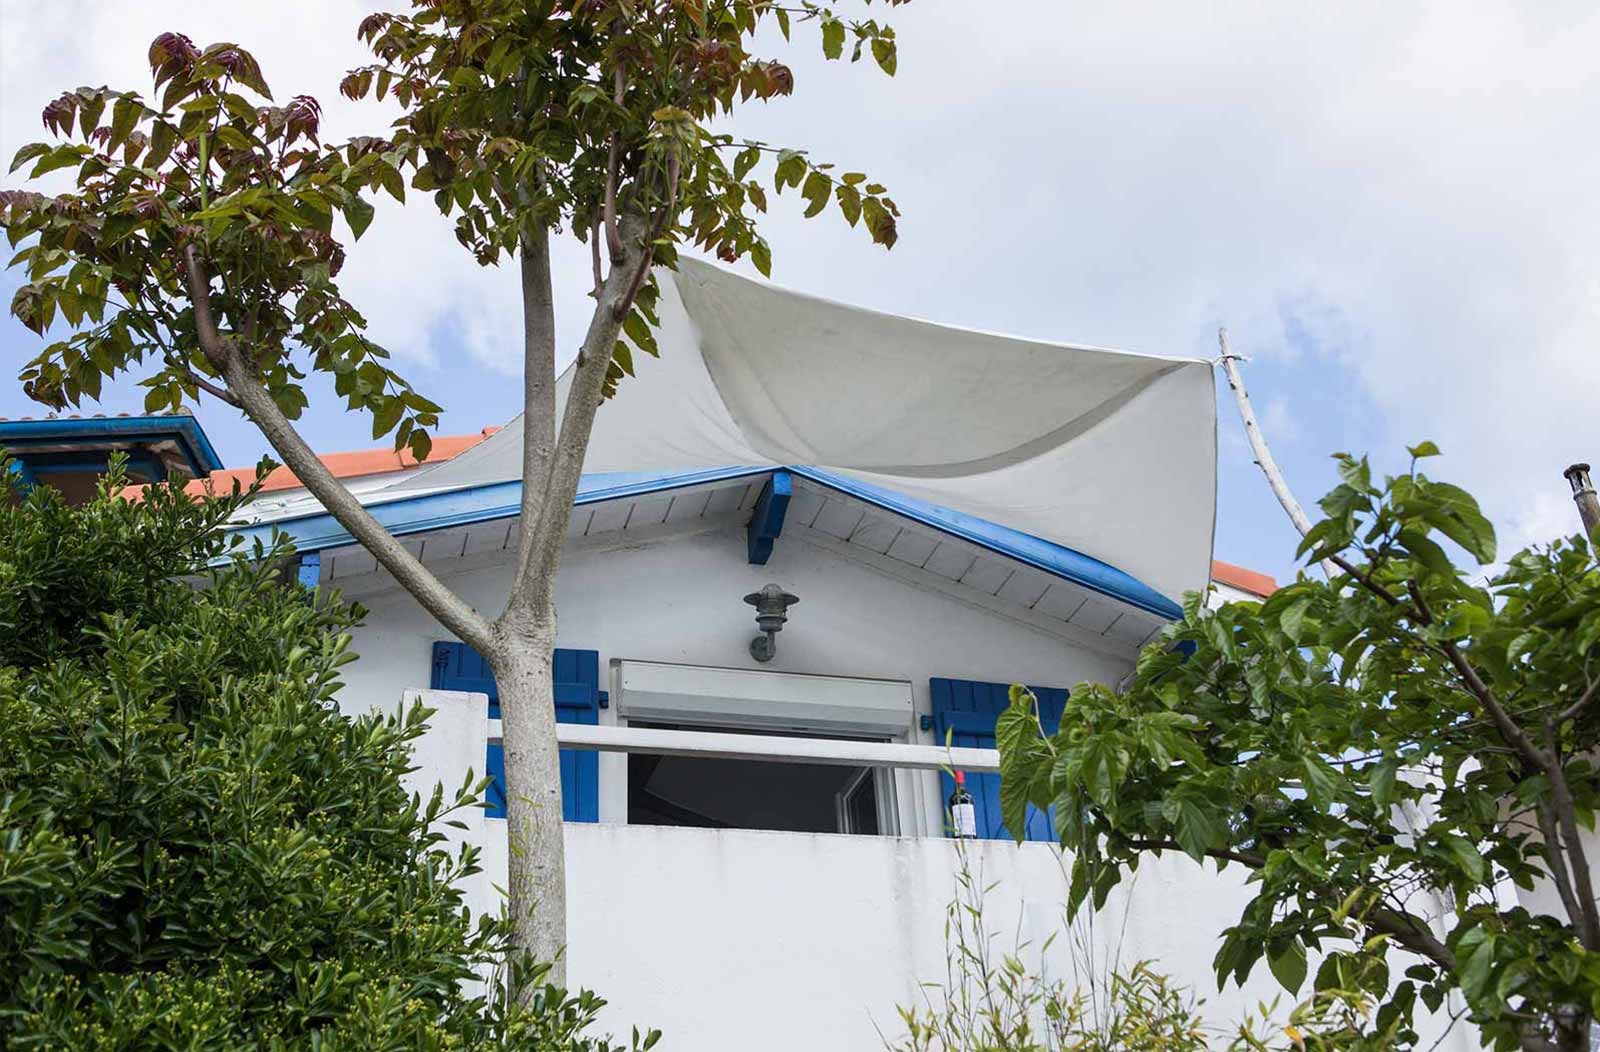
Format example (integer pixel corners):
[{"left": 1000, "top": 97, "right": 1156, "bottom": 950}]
[
  {"left": 173, "top": 428, "right": 500, "bottom": 497},
  {"left": 1211, "top": 559, "right": 1277, "bottom": 598},
  {"left": 0, "top": 412, "right": 224, "bottom": 477}
]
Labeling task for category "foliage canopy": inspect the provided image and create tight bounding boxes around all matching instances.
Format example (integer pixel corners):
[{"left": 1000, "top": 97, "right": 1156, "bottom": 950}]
[
  {"left": 0, "top": 465, "right": 651, "bottom": 1052},
  {"left": 999, "top": 447, "right": 1600, "bottom": 1052}
]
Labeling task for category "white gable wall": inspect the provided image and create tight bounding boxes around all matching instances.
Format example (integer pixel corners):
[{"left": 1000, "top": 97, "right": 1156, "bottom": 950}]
[
  {"left": 338, "top": 521, "right": 1133, "bottom": 704},
  {"left": 335, "top": 517, "right": 1134, "bottom": 837}
]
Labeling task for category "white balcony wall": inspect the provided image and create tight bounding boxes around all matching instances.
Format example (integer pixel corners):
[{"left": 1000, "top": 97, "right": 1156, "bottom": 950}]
[{"left": 380, "top": 691, "right": 1480, "bottom": 1052}]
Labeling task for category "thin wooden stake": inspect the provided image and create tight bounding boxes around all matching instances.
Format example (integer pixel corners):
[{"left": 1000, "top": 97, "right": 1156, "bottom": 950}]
[{"left": 1217, "top": 327, "right": 1338, "bottom": 580}]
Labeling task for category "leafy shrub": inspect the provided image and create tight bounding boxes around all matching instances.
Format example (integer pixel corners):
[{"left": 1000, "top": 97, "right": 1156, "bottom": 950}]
[
  {"left": 998, "top": 447, "right": 1592, "bottom": 1050},
  {"left": 0, "top": 464, "right": 654, "bottom": 1051}
]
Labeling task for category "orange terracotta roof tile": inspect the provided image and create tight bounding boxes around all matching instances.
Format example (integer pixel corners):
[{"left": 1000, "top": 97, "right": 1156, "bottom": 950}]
[
  {"left": 132, "top": 427, "right": 499, "bottom": 499},
  {"left": 1211, "top": 559, "right": 1277, "bottom": 598}
]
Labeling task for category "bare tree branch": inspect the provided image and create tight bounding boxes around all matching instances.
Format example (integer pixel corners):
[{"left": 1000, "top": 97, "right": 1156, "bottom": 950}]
[
  {"left": 182, "top": 245, "right": 494, "bottom": 653},
  {"left": 163, "top": 353, "right": 241, "bottom": 408},
  {"left": 1330, "top": 553, "right": 1404, "bottom": 608},
  {"left": 1559, "top": 673, "right": 1600, "bottom": 723},
  {"left": 507, "top": 223, "right": 559, "bottom": 612},
  {"left": 1217, "top": 328, "right": 1338, "bottom": 579},
  {"left": 1367, "top": 907, "right": 1457, "bottom": 971},
  {"left": 1542, "top": 718, "right": 1600, "bottom": 949},
  {"left": 1536, "top": 796, "right": 1586, "bottom": 932},
  {"left": 510, "top": 211, "right": 646, "bottom": 618},
  {"left": 611, "top": 154, "right": 680, "bottom": 322}
]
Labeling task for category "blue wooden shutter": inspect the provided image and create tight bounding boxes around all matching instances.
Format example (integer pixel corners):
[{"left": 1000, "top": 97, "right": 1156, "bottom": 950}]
[
  {"left": 930, "top": 677, "right": 1067, "bottom": 842},
  {"left": 430, "top": 642, "right": 601, "bottom": 823}
]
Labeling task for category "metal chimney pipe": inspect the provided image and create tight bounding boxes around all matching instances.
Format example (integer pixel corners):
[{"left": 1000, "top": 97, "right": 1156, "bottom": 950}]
[{"left": 1564, "top": 463, "right": 1600, "bottom": 539}]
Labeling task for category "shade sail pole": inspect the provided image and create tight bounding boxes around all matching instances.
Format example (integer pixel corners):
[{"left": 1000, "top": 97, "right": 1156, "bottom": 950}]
[{"left": 1217, "top": 327, "right": 1338, "bottom": 580}]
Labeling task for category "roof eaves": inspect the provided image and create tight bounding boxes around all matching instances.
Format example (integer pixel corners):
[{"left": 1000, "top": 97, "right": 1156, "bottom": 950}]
[
  {"left": 0, "top": 413, "right": 224, "bottom": 476},
  {"left": 789, "top": 468, "right": 1181, "bottom": 620},
  {"left": 223, "top": 465, "right": 1182, "bottom": 621}
]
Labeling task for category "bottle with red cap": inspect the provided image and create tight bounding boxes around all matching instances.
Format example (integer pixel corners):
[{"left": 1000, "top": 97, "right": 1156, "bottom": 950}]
[{"left": 948, "top": 770, "right": 977, "bottom": 839}]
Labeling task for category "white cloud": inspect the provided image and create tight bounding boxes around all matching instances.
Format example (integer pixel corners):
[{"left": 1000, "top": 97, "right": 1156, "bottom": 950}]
[{"left": 4, "top": 0, "right": 1599, "bottom": 552}]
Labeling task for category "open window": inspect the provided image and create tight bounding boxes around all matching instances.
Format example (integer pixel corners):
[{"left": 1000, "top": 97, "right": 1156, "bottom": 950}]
[
  {"left": 624, "top": 722, "right": 895, "bottom": 834},
  {"left": 614, "top": 661, "right": 912, "bottom": 836}
]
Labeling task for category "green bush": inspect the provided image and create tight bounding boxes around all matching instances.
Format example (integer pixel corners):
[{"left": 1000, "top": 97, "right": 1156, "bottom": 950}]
[{"left": 0, "top": 464, "right": 653, "bottom": 1052}]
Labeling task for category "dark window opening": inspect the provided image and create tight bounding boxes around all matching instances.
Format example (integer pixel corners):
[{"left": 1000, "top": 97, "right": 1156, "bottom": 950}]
[{"left": 626, "top": 722, "right": 888, "bottom": 835}]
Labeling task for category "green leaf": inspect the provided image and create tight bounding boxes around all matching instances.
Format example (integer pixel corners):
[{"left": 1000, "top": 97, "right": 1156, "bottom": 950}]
[
  {"left": 370, "top": 397, "right": 404, "bottom": 439},
  {"left": 1421, "top": 481, "right": 1497, "bottom": 564},
  {"left": 146, "top": 122, "right": 177, "bottom": 169},
  {"left": 821, "top": 19, "right": 845, "bottom": 60},
  {"left": 801, "top": 171, "right": 830, "bottom": 218},
  {"left": 733, "top": 146, "right": 760, "bottom": 182},
  {"left": 9, "top": 143, "right": 48, "bottom": 175},
  {"left": 408, "top": 429, "right": 433, "bottom": 463},
  {"left": 749, "top": 240, "right": 771, "bottom": 277},
  {"left": 1441, "top": 835, "right": 1488, "bottom": 883},
  {"left": 1438, "top": 601, "right": 1490, "bottom": 641},
  {"left": 1300, "top": 756, "right": 1341, "bottom": 809},
  {"left": 1399, "top": 526, "right": 1456, "bottom": 577},
  {"left": 1167, "top": 796, "right": 1222, "bottom": 862},
  {"left": 871, "top": 37, "right": 897, "bottom": 75},
  {"left": 109, "top": 97, "right": 142, "bottom": 150},
  {"left": 1268, "top": 939, "right": 1307, "bottom": 994},
  {"left": 1408, "top": 440, "right": 1441, "bottom": 459},
  {"left": 1336, "top": 453, "right": 1373, "bottom": 495},
  {"left": 835, "top": 185, "right": 862, "bottom": 227},
  {"left": 379, "top": 164, "right": 406, "bottom": 203},
  {"left": 30, "top": 146, "right": 90, "bottom": 178},
  {"left": 1279, "top": 596, "right": 1311, "bottom": 642},
  {"left": 1077, "top": 737, "right": 1128, "bottom": 807},
  {"left": 998, "top": 762, "right": 1033, "bottom": 844},
  {"left": 1369, "top": 758, "right": 1398, "bottom": 810},
  {"left": 344, "top": 196, "right": 375, "bottom": 241}
]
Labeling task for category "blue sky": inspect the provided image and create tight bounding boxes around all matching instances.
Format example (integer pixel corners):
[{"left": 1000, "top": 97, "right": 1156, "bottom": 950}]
[{"left": 4, "top": 1, "right": 1598, "bottom": 591}]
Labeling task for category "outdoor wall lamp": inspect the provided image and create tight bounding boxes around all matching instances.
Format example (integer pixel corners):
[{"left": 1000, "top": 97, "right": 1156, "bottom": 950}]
[{"left": 744, "top": 583, "right": 799, "bottom": 662}]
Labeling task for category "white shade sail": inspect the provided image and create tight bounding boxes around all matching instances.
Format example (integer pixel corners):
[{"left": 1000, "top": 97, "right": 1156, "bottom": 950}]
[{"left": 389, "top": 259, "right": 1217, "bottom": 604}]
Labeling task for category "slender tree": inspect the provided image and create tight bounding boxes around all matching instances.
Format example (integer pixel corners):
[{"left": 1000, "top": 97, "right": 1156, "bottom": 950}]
[{"left": 1, "top": 0, "right": 909, "bottom": 977}]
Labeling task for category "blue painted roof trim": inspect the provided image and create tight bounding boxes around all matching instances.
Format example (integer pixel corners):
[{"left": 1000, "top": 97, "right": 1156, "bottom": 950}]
[
  {"left": 0, "top": 415, "right": 225, "bottom": 476},
  {"left": 222, "top": 466, "right": 768, "bottom": 556},
  {"left": 789, "top": 468, "right": 1179, "bottom": 620},
  {"left": 224, "top": 464, "right": 1180, "bottom": 620}
]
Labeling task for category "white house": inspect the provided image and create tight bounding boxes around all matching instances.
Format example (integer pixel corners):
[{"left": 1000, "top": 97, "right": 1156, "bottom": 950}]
[{"left": 7, "top": 263, "right": 1479, "bottom": 1050}]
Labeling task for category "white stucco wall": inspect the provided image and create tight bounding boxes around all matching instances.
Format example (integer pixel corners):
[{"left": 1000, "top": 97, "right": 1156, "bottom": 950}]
[{"left": 564, "top": 824, "right": 1273, "bottom": 1051}]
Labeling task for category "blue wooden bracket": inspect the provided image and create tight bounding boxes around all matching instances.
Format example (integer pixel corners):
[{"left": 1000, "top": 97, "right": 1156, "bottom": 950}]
[
  {"left": 746, "top": 470, "right": 792, "bottom": 565},
  {"left": 297, "top": 551, "right": 321, "bottom": 590},
  {"left": 6, "top": 459, "right": 37, "bottom": 493}
]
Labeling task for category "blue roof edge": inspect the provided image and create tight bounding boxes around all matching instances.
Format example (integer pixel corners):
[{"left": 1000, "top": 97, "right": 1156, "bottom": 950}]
[
  {"left": 0, "top": 415, "right": 225, "bottom": 476},
  {"left": 788, "top": 467, "right": 1180, "bottom": 620},
  {"left": 221, "top": 465, "right": 1181, "bottom": 620}
]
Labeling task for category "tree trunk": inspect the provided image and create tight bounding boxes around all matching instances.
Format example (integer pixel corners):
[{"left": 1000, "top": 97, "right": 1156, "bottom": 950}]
[{"left": 487, "top": 612, "right": 568, "bottom": 989}]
